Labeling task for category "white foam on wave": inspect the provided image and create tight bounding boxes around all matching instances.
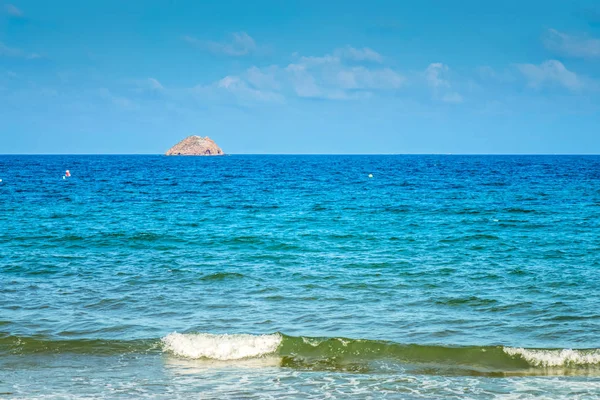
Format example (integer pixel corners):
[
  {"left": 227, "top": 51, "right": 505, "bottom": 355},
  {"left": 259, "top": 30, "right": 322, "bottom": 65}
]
[
  {"left": 503, "top": 347, "right": 600, "bottom": 367},
  {"left": 161, "top": 332, "right": 282, "bottom": 360}
]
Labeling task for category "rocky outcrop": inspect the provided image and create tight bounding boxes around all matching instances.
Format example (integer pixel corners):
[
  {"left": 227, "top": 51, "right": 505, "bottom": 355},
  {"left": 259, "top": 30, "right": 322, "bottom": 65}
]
[{"left": 165, "top": 136, "right": 225, "bottom": 156}]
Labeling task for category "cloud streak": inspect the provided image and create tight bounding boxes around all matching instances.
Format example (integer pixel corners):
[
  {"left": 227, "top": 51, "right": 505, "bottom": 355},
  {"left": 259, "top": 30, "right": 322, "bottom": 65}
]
[
  {"left": 216, "top": 75, "right": 283, "bottom": 102},
  {"left": 190, "top": 73, "right": 284, "bottom": 104},
  {"left": 184, "top": 46, "right": 404, "bottom": 103},
  {"left": 146, "top": 78, "right": 164, "bottom": 90},
  {"left": 516, "top": 60, "right": 582, "bottom": 91},
  {"left": 283, "top": 50, "right": 403, "bottom": 99},
  {"left": 544, "top": 29, "right": 600, "bottom": 59},
  {"left": 425, "top": 63, "right": 463, "bottom": 103}
]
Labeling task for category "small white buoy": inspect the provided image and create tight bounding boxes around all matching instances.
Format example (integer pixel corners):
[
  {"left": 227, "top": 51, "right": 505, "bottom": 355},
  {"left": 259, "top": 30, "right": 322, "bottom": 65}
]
[
  {"left": 368, "top": 174, "right": 373, "bottom": 178},
  {"left": 62, "top": 176, "right": 66, "bottom": 180},
  {"left": 0, "top": 179, "right": 3, "bottom": 182}
]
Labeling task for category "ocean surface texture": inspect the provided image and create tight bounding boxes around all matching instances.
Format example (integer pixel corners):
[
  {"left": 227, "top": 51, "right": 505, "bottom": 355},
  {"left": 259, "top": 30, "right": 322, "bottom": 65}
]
[{"left": 1, "top": 155, "right": 600, "bottom": 399}]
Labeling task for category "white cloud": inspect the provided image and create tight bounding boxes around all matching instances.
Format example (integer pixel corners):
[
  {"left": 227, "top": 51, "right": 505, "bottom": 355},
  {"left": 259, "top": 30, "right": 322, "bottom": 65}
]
[
  {"left": 516, "top": 60, "right": 581, "bottom": 91},
  {"left": 246, "top": 66, "right": 280, "bottom": 90},
  {"left": 425, "top": 63, "right": 463, "bottom": 103},
  {"left": 333, "top": 46, "right": 384, "bottom": 63},
  {"left": 187, "top": 46, "right": 404, "bottom": 103},
  {"left": 192, "top": 74, "right": 284, "bottom": 103},
  {"left": 183, "top": 32, "right": 257, "bottom": 56},
  {"left": 284, "top": 51, "right": 403, "bottom": 99},
  {"left": 285, "top": 64, "right": 323, "bottom": 97},
  {"left": 5, "top": 4, "right": 23, "bottom": 17},
  {"left": 217, "top": 75, "right": 283, "bottom": 101},
  {"left": 284, "top": 63, "right": 356, "bottom": 99},
  {"left": 425, "top": 63, "right": 450, "bottom": 88},
  {"left": 544, "top": 29, "right": 600, "bottom": 58},
  {"left": 336, "top": 67, "right": 404, "bottom": 89}
]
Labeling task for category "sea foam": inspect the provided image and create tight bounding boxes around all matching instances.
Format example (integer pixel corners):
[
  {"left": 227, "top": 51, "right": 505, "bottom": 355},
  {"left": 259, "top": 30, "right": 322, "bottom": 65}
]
[
  {"left": 161, "top": 332, "right": 282, "bottom": 360},
  {"left": 503, "top": 347, "right": 600, "bottom": 367}
]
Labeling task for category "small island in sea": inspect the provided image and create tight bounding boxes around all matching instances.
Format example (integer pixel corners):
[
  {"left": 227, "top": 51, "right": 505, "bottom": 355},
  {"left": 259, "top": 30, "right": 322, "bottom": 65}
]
[{"left": 165, "top": 135, "right": 224, "bottom": 156}]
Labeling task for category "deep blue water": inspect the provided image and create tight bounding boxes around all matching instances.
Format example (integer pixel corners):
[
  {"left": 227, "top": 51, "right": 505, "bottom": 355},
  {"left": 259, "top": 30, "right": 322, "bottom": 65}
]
[{"left": 1, "top": 155, "right": 600, "bottom": 399}]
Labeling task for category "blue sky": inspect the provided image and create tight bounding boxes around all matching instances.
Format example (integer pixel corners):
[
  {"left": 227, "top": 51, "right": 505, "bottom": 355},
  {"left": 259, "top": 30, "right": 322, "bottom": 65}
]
[{"left": 1, "top": 0, "right": 599, "bottom": 154}]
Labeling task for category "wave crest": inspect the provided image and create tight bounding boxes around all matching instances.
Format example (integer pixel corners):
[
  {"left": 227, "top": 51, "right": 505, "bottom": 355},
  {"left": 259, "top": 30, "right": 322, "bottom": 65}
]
[
  {"left": 5, "top": 332, "right": 600, "bottom": 375},
  {"left": 503, "top": 347, "right": 600, "bottom": 367},
  {"left": 161, "top": 332, "right": 282, "bottom": 360}
]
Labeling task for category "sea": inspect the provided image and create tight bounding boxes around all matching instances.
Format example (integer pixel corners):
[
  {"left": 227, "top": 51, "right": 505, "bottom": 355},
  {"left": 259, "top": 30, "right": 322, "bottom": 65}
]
[{"left": 1, "top": 154, "right": 600, "bottom": 399}]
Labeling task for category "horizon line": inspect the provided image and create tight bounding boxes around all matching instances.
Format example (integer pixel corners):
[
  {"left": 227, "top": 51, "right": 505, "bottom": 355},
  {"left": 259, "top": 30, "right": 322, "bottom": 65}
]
[{"left": 1, "top": 153, "right": 600, "bottom": 156}]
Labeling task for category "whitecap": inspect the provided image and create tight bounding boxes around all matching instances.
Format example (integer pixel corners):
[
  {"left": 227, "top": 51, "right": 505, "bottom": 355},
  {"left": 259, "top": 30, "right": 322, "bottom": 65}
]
[
  {"left": 503, "top": 347, "right": 600, "bottom": 367},
  {"left": 161, "top": 332, "right": 282, "bottom": 360}
]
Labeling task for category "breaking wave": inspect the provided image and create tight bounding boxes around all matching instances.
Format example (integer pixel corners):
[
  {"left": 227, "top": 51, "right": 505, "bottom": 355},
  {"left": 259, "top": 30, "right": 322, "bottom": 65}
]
[
  {"left": 161, "top": 332, "right": 282, "bottom": 360},
  {"left": 503, "top": 347, "right": 600, "bottom": 368},
  {"left": 3, "top": 332, "right": 600, "bottom": 375}
]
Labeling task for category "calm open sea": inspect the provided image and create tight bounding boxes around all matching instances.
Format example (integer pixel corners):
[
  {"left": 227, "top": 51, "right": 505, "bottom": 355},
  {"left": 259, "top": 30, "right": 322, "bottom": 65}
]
[{"left": 1, "top": 155, "right": 600, "bottom": 399}]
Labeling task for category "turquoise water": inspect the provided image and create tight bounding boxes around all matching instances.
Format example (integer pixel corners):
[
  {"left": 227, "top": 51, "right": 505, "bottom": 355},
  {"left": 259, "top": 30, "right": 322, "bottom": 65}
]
[{"left": 1, "top": 155, "right": 600, "bottom": 399}]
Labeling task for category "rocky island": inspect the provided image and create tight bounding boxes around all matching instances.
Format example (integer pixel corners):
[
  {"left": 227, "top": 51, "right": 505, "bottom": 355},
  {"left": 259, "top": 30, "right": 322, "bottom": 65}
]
[{"left": 165, "top": 136, "right": 225, "bottom": 156}]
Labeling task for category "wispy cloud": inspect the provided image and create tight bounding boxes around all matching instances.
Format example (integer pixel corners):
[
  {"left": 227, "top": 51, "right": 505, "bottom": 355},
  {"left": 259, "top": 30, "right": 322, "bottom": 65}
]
[
  {"left": 283, "top": 50, "right": 403, "bottom": 99},
  {"left": 516, "top": 60, "right": 582, "bottom": 91},
  {"left": 146, "top": 78, "right": 164, "bottom": 90},
  {"left": 0, "top": 42, "right": 41, "bottom": 59},
  {"left": 122, "top": 78, "right": 165, "bottom": 93},
  {"left": 333, "top": 46, "right": 384, "bottom": 63},
  {"left": 183, "top": 32, "right": 257, "bottom": 56},
  {"left": 4, "top": 4, "right": 23, "bottom": 17},
  {"left": 190, "top": 73, "right": 284, "bottom": 104},
  {"left": 246, "top": 66, "right": 281, "bottom": 91},
  {"left": 187, "top": 47, "right": 402, "bottom": 103},
  {"left": 216, "top": 75, "right": 283, "bottom": 102},
  {"left": 544, "top": 29, "right": 600, "bottom": 58},
  {"left": 425, "top": 63, "right": 463, "bottom": 103},
  {"left": 425, "top": 63, "right": 450, "bottom": 88},
  {"left": 336, "top": 67, "right": 404, "bottom": 89},
  {"left": 285, "top": 62, "right": 358, "bottom": 100}
]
